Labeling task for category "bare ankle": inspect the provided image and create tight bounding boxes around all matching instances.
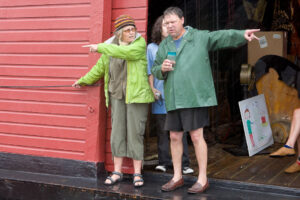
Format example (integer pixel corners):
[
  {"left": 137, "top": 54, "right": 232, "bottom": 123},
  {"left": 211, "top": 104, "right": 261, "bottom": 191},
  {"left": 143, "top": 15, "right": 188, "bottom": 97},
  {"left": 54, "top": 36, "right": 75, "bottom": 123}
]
[
  {"left": 197, "top": 176, "right": 207, "bottom": 183},
  {"left": 173, "top": 176, "right": 182, "bottom": 182}
]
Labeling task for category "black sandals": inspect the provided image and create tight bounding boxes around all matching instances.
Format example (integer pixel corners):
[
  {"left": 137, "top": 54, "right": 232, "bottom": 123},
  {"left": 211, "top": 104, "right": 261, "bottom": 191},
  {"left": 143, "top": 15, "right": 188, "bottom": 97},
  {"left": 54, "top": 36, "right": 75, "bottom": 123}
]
[
  {"left": 104, "top": 171, "right": 123, "bottom": 185},
  {"left": 104, "top": 172, "right": 144, "bottom": 187},
  {"left": 133, "top": 173, "right": 144, "bottom": 187}
]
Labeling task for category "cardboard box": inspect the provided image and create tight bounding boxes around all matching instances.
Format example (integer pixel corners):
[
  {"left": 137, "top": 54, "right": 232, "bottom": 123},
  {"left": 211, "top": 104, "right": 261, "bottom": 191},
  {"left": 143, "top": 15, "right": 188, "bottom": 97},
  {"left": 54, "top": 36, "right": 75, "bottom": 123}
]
[{"left": 248, "top": 31, "right": 287, "bottom": 66}]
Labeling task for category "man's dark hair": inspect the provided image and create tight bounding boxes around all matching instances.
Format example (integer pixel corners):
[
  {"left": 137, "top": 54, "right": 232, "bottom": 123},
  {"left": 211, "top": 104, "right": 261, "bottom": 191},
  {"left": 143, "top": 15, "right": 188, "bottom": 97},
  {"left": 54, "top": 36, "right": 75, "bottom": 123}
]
[
  {"left": 163, "top": 7, "right": 184, "bottom": 19},
  {"left": 151, "top": 15, "right": 164, "bottom": 45}
]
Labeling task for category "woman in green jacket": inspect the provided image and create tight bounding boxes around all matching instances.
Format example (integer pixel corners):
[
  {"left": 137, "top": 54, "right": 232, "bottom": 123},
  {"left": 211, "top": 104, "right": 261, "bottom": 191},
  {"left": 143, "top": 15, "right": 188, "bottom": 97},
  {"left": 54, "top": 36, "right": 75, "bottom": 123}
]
[{"left": 73, "top": 15, "right": 154, "bottom": 187}]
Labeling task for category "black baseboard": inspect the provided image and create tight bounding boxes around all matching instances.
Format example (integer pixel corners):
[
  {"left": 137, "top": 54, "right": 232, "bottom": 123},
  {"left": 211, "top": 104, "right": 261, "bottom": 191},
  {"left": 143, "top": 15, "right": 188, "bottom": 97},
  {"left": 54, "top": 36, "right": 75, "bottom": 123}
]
[{"left": 0, "top": 152, "right": 105, "bottom": 179}]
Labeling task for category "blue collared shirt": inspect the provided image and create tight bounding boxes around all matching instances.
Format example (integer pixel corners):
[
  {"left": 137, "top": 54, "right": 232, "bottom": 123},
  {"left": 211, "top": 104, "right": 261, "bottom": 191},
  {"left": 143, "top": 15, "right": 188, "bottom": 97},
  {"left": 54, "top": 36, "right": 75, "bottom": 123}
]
[{"left": 147, "top": 43, "right": 166, "bottom": 114}]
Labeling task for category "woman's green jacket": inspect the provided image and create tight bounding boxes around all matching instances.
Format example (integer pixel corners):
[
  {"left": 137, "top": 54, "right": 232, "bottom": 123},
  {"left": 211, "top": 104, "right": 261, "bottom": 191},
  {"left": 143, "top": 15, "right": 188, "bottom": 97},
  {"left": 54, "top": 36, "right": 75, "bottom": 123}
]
[{"left": 78, "top": 33, "right": 154, "bottom": 107}]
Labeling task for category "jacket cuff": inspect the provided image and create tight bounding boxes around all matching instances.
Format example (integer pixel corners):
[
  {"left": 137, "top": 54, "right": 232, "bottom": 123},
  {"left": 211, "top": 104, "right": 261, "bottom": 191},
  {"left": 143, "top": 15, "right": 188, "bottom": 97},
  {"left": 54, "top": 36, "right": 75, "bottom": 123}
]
[
  {"left": 162, "top": 71, "right": 168, "bottom": 80},
  {"left": 156, "top": 65, "right": 168, "bottom": 80},
  {"left": 77, "top": 77, "right": 88, "bottom": 86},
  {"left": 97, "top": 44, "right": 101, "bottom": 53}
]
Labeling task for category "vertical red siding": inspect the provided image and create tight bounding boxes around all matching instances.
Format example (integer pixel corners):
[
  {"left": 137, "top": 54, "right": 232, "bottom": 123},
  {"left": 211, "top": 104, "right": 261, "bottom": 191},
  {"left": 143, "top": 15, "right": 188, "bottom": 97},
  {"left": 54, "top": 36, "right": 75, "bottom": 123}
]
[
  {"left": 84, "top": 0, "right": 111, "bottom": 163},
  {"left": 0, "top": 0, "right": 111, "bottom": 162},
  {"left": 105, "top": 0, "right": 148, "bottom": 173}
]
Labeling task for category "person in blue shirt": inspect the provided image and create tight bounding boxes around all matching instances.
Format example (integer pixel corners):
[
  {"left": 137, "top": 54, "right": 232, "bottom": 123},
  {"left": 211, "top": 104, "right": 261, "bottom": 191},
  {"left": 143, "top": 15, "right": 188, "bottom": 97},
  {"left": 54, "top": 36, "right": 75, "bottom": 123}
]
[{"left": 147, "top": 15, "right": 193, "bottom": 174}]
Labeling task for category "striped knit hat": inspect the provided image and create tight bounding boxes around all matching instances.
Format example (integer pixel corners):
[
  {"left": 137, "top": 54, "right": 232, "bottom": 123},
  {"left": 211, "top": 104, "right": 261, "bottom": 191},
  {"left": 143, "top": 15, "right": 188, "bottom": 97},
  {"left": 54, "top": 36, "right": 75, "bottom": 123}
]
[{"left": 114, "top": 15, "right": 135, "bottom": 32}]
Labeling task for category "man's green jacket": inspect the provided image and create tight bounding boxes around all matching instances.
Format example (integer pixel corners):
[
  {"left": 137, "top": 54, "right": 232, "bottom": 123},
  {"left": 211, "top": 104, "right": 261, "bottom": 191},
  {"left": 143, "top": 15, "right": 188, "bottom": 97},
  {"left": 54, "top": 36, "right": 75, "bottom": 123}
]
[
  {"left": 151, "top": 27, "right": 246, "bottom": 112},
  {"left": 78, "top": 33, "right": 154, "bottom": 107}
]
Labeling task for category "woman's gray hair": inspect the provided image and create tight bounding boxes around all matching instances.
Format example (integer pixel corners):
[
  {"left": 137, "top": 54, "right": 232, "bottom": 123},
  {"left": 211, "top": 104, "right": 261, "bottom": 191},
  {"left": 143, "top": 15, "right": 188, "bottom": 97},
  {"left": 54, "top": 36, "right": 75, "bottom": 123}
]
[{"left": 114, "top": 28, "right": 123, "bottom": 40}]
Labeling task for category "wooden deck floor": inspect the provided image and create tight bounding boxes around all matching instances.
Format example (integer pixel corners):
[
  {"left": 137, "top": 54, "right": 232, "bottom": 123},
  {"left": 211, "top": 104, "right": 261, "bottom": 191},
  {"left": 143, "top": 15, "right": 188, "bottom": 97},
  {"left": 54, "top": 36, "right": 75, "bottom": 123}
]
[{"left": 144, "top": 136, "right": 300, "bottom": 189}]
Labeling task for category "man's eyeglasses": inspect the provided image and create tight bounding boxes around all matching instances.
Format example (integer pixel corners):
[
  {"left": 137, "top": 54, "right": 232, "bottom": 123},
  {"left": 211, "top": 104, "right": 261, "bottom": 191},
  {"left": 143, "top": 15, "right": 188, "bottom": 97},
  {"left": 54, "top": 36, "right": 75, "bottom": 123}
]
[{"left": 123, "top": 27, "right": 136, "bottom": 33}]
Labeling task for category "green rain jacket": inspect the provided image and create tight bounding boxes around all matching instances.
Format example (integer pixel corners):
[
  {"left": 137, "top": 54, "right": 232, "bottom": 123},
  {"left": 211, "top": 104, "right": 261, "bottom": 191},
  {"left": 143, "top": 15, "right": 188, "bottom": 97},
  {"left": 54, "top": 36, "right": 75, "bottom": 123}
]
[
  {"left": 78, "top": 33, "right": 154, "bottom": 107},
  {"left": 151, "top": 27, "right": 246, "bottom": 112}
]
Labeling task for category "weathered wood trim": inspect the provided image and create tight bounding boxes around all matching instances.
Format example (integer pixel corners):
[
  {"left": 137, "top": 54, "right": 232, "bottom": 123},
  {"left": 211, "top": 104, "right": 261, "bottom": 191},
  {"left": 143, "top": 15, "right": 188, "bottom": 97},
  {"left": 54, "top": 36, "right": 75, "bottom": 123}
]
[{"left": 0, "top": 152, "right": 105, "bottom": 178}]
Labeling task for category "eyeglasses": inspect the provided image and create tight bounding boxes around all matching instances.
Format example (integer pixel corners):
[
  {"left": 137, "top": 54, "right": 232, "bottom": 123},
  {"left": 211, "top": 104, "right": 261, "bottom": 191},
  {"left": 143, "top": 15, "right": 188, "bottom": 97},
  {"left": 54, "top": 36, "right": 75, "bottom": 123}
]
[{"left": 123, "top": 27, "right": 136, "bottom": 33}]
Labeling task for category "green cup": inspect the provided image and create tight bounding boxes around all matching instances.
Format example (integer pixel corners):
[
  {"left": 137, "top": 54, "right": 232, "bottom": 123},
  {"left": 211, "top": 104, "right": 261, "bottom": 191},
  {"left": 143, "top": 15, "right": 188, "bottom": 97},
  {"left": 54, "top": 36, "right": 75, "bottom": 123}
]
[{"left": 167, "top": 51, "right": 176, "bottom": 69}]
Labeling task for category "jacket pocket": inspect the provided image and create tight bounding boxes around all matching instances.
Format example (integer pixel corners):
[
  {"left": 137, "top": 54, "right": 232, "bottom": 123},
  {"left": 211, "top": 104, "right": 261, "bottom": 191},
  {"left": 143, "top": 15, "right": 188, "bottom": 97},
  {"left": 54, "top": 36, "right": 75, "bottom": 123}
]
[{"left": 108, "top": 80, "right": 117, "bottom": 92}]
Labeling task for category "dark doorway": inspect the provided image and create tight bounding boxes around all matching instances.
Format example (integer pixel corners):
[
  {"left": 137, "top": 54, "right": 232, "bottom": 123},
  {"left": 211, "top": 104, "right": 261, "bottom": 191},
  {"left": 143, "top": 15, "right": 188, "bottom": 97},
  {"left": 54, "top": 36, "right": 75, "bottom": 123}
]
[
  {"left": 145, "top": 0, "right": 248, "bottom": 176},
  {"left": 147, "top": 0, "right": 249, "bottom": 140},
  {"left": 145, "top": 0, "right": 300, "bottom": 190}
]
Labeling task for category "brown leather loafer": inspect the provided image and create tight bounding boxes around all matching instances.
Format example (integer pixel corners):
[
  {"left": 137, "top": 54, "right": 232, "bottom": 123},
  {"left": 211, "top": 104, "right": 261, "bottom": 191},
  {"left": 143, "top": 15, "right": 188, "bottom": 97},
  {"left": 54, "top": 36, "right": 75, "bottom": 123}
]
[
  {"left": 270, "top": 147, "right": 296, "bottom": 157},
  {"left": 161, "top": 178, "right": 184, "bottom": 192},
  {"left": 285, "top": 162, "right": 300, "bottom": 173},
  {"left": 187, "top": 180, "right": 209, "bottom": 194}
]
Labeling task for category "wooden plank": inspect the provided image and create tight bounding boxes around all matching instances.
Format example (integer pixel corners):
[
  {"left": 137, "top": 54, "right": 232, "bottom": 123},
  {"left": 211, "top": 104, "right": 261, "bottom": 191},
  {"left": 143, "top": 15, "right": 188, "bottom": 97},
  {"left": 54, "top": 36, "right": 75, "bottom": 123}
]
[
  {"left": 105, "top": 142, "right": 111, "bottom": 153},
  {"left": 106, "top": 109, "right": 112, "bottom": 129},
  {"left": 105, "top": 153, "right": 133, "bottom": 173},
  {"left": 112, "top": 7, "right": 147, "bottom": 20},
  {"left": 290, "top": 171, "right": 300, "bottom": 188},
  {"left": 0, "top": 111, "right": 86, "bottom": 128},
  {"left": 83, "top": 0, "right": 110, "bottom": 162},
  {"left": 250, "top": 156, "right": 295, "bottom": 183},
  {"left": 123, "top": 157, "right": 134, "bottom": 166},
  {"left": 0, "top": 89, "right": 87, "bottom": 104},
  {"left": 112, "top": 0, "right": 147, "bottom": 9},
  {"left": 0, "top": 122, "right": 85, "bottom": 140},
  {"left": 105, "top": 153, "right": 133, "bottom": 166},
  {"left": 105, "top": 153, "right": 113, "bottom": 165},
  {"left": 105, "top": 163, "right": 114, "bottom": 172},
  {"left": 230, "top": 155, "right": 273, "bottom": 182},
  {"left": 207, "top": 154, "right": 238, "bottom": 176},
  {"left": 0, "top": 66, "right": 88, "bottom": 78},
  {"left": 0, "top": 54, "right": 89, "bottom": 66},
  {"left": 0, "top": 144, "right": 84, "bottom": 160},
  {"left": 141, "top": 32, "right": 147, "bottom": 40},
  {"left": 0, "top": 18, "right": 90, "bottom": 30},
  {"left": 0, "top": 30, "right": 89, "bottom": 42},
  {"left": 207, "top": 144, "right": 231, "bottom": 165},
  {"left": 0, "top": 77, "right": 78, "bottom": 91},
  {"left": 0, "top": 43, "right": 88, "bottom": 54},
  {"left": 0, "top": 99, "right": 86, "bottom": 115},
  {"left": 0, "top": 0, "right": 91, "bottom": 7},
  {"left": 0, "top": 5, "right": 90, "bottom": 19},
  {"left": 0, "top": 78, "right": 101, "bottom": 92},
  {"left": 107, "top": 122, "right": 112, "bottom": 130},
  {"left": 0, "top": 0, "right": 106, "bottom": 162},
  {"left": 269, "top": 165, "right": 299, "bottom": 187},
  {"left": 213, "top": 157, "right": 253, "bottom": 180},
  {"left": 0, "top": 133, "right": 85, "bottom": 152}
]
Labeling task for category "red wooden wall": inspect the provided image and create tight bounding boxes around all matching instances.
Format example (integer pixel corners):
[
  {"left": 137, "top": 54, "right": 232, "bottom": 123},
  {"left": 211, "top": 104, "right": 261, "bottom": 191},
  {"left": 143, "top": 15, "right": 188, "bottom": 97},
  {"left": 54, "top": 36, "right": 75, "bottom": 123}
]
[
  {"left": 0, "top": 0, "right": 149, "bottom": 173},
  {"left": 0, "top": 0, "right": 111, "bottom": 163},
  {"left": 105, "top": 0, "right": 148, "bottom": 173}
]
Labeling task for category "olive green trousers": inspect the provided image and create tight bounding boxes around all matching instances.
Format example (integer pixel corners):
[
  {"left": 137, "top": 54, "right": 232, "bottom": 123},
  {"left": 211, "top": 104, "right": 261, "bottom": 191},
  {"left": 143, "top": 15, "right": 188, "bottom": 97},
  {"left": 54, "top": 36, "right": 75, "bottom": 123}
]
[{"left": 110, "top": 97, "right": 148, "bottom": 161}]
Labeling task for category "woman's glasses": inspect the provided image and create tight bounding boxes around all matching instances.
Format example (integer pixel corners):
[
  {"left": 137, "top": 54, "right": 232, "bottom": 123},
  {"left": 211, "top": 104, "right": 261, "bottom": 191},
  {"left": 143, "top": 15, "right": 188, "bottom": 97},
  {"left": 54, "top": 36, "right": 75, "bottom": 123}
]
[{"left": 123, "top": 27, "right": 136, "bottom": 33}]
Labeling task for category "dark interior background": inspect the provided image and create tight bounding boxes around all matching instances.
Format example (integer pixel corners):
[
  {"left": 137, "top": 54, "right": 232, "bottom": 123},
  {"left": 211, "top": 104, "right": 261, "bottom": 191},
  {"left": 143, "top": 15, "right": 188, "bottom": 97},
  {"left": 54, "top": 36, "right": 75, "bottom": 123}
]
[{"left": 147, "top": 0, "right": 300, "bottom": 141}]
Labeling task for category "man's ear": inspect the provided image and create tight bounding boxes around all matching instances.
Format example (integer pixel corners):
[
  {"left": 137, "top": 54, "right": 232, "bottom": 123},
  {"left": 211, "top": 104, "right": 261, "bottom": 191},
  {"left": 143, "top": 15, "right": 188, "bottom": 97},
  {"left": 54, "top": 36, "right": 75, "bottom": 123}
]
[{"left": 181, "top": 17, "right": 185, "bottom": 26}]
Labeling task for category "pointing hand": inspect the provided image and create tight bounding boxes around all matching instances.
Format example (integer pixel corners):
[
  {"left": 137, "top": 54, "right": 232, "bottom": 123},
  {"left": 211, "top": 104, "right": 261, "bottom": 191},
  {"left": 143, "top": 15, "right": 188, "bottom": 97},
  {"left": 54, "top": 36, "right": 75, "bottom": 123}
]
[
  {"left": 82, "top": 44, "right": 98, "bottom": 53},
  {"left": 244, "top": 29, "right": 260, "bottom": 42}
]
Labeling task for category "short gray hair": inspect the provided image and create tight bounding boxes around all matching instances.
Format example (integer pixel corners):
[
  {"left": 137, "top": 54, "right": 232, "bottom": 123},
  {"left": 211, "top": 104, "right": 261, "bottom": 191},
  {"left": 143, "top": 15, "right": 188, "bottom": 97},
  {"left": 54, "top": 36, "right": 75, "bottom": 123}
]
[{"left": 164, "top": 7, "right": 184, "bottom": 18}]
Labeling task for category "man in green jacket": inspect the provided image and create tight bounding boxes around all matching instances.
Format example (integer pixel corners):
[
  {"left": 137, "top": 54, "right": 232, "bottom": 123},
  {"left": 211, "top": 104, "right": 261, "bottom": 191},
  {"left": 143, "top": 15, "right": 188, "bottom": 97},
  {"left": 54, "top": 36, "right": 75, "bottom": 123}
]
[{"left": 151, "top": 7, "right": 259, "bottom": 193}]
